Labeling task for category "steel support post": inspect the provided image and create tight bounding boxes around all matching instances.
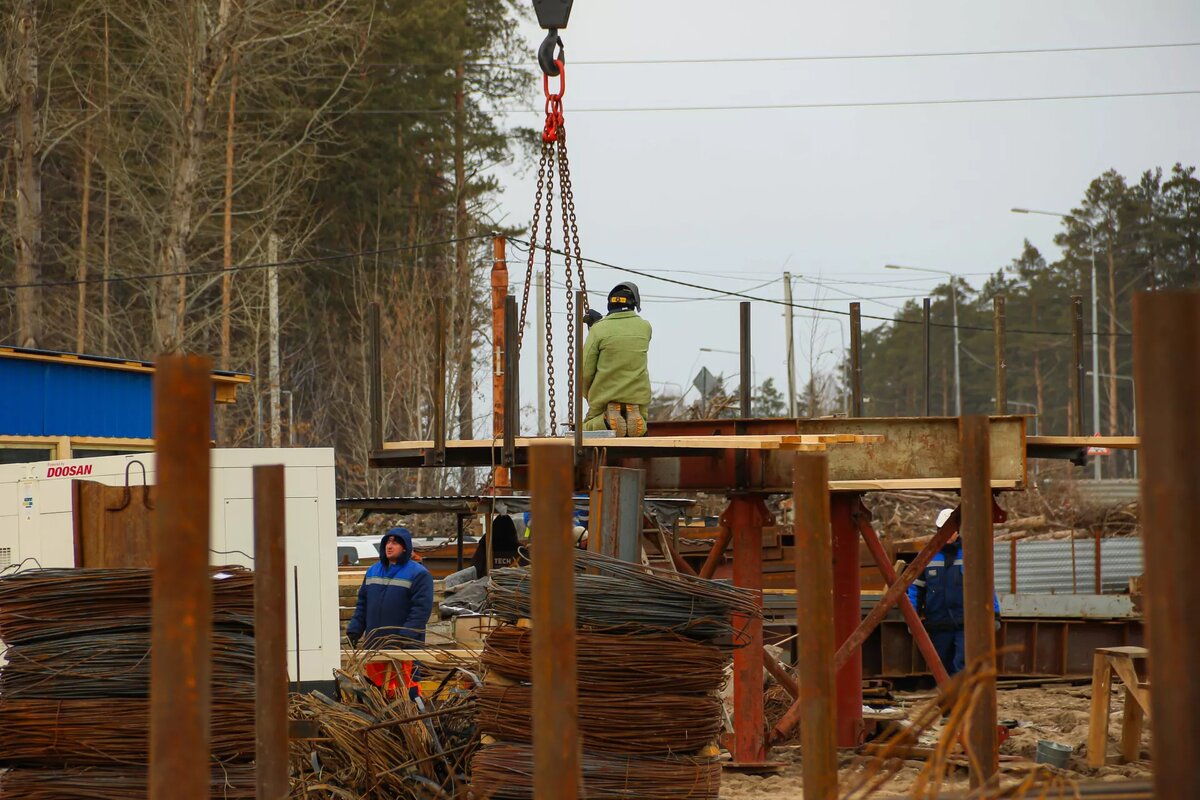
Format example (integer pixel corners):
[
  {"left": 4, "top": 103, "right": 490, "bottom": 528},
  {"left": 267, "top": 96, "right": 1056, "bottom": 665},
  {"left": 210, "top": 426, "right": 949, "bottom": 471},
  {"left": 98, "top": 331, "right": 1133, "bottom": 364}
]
[
  {"left": 923, "top": 297, "right": 931, "bottom": 416},
  {"left": 151, "top": 355, "right": 213, "bottom": 800},
  {"left": 792, "top": 454, "right": 837, "bottom": 798},
  {"left": 368, "top": 303, "right": 383, "bottom": 451},
  {"left": 591, "top": 466, "right": 645, "bottom": 563},
  {"left": 961, "top": 415, "right": 998, "bottom": 789},
  {"left": 740, "top": 302, "right": 752, "bottom": 417},
  {"left": 722, "top": 494, "right": 769, "bottom": 765},
  {"left": 491, "top": 235, "right": 510, "bottom": 490},
  {"left": 1071, "top": 296, "right": 1084, "bottom": 437},
  {"left": 430, "top": 298, "right": 447, "bottom": 466},
  {"left": 503, "top": 295, "right": 519, "bottom": 468},
  {"left": 993, "top": 295, "right": 1006, "bottom": 415},
  {"left": 831, "top": 493, "right": 863, "bottom": 746},
  {"left": 1133, "top": 290, "right": 1200, "bottom": 800},
  {"left": 698, "top": 526, "right": 732, "bottom": 579},
  {"left": 530, "top": 442, "right": 580, "bottom": 799},
  {"left": 253, "top": 465, "right": 288, "bottom": 800},
  {"left": 849, "top": 303, "right": 863, "bottom": 418}
]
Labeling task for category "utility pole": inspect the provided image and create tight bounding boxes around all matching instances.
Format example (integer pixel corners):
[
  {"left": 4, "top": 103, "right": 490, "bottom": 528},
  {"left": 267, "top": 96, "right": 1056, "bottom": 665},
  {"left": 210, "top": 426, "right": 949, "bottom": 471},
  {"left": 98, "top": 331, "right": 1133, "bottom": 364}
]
[
  {"left": 268, "top": 233, "right": 281, "bottom": 448},
  {"left": 783, "top": 273, "right": 797, "bottom": 418},
  {"left": 536, "top": 269, "right": 547, "bottom": 436},
  {"left": 1088, "top": 229, "right": 1102, "bottom": 479}
]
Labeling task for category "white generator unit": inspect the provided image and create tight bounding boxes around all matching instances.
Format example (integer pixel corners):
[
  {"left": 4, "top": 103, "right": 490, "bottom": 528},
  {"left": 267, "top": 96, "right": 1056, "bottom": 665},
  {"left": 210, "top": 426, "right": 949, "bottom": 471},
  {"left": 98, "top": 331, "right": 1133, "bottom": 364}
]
[{"left": 0, "top": 448, "right": 339, "bottom": 686}]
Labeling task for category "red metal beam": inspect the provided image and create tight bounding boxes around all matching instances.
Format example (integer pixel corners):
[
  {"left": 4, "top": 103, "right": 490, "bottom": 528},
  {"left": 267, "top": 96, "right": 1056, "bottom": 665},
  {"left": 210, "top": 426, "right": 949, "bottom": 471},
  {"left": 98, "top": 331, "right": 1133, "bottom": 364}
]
[
  {"left": 961, "top": 415, "right": 999, "bottom": 790},
  {"left": 150, "top": 355, "right": 213, "bottom": 800},
  {"left": 491, "top": 235, "right": 510, "bottom": 491},
  {"left": 698, "top": 526, "right": 732, "bottom": 580},
  {"left": 253, "top": 465, "right": 289, "bottom": 800},
  {"left": 763, "top": 650, "right": 799, "bottom": 700},
  {"left": 723, "top": 495, "right": 769, "bottom": 765},
  {"left": 530, "top": 442, "right": 580, "bottom": 798},
  {"left": 853, "top": 513, "right": 951, "bottom": 687}
]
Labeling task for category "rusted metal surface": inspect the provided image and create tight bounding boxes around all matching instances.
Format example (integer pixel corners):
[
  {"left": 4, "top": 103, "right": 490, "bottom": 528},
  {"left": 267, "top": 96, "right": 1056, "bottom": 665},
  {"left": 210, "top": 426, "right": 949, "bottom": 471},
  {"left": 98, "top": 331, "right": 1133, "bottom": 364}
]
[
  {"left": 854, "top": 513, "right": 950, "bottom": 687},
  {"left": 72, "top": 476, "right": 156, "bottom": 568},
  {"left": 368, "top": 302, "right": 383, "bottom": 451},
  {"left": 590, "top": 466, "right": 645, "bottom": 563},
  {"left": 722, "top": 494, "right": 769, "bottom": 765},
  {"left": 698, "top": 526, "right": 732, "bottom": 579},
  {"left": 430, "top": 299, "right": 447, "bottom": 467},
  {"left": 529, "top": 442, "right": 580, "bottom": 799},
  {"left": 503, "top": 296, "right": 519, "bottom": 468},
  {"left": 491, "top": 235, "right": 510, "bottom": 490},
  {"left": 740, "top": 302, "right": 752, "bottom": 417},
  {"left": 150, "top": 355, "right": 213, "bottom": 800},
  {"left": 762, "top": 649, "right": 798, "bottom": 700},
  {"left": 1133, "top": 290, "right": 1200, "bottom": 800},
  {"left": 253, "top": 465, "right": 288, "bottom": 800},
  {"left": 787, "top": 454, "right": 837, "bottom": 797},
  {"left": 831, "top": 493, "right": 863, "bottom": 746},
  {"left": 961, "top": 415, "right": 998, "bottom": 789},
  {"left": 850, "top": 303, "right": 863, "bottom": 417},
  {"left": 994, "top": 295, "right": 1006, "bottom": 414}
]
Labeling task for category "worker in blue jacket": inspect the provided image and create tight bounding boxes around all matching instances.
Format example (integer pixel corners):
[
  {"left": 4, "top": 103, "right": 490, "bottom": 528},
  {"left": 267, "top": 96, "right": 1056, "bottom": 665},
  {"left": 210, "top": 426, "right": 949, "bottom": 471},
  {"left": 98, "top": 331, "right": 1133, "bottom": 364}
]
[
  {"left": 907, "top": 508, "right": 1000, "bottom": 676},
  {"left": 347, "top": 528, "right": 434, "bottom": 649}
]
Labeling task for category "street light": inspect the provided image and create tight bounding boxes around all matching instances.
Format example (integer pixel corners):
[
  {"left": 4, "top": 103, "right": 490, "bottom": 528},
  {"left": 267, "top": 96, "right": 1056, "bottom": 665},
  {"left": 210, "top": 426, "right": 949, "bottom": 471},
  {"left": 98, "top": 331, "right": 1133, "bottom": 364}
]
[
  {"left": 1012, "top": 207, "right": 1102, "bottom": 479},
  {"left": 699, "top": 347, "right": 757, "bottom": 389},
  {"left": 885, "top": 264, "right": 961, "bottom": 416},
  {"left": 1088, "top": 370, "right": 1137, "bottom": 479}
]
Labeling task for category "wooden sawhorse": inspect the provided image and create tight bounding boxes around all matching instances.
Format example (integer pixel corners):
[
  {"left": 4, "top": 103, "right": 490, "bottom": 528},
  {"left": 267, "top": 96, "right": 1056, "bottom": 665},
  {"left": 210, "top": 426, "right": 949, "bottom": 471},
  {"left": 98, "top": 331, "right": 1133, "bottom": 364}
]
[{"left": 1087, "top": 646, "right": 1150, "bottom": 768}]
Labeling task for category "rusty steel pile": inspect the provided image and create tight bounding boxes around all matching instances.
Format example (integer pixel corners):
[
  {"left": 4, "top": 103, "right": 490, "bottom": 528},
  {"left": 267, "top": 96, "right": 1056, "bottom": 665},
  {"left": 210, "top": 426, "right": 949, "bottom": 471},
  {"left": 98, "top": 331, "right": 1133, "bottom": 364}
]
[
  {"left": 0, "top": 568, "right": 257, "bottom": 799},
  {"left": 472, "top": 550, "right": 760, "bottom": 798}
]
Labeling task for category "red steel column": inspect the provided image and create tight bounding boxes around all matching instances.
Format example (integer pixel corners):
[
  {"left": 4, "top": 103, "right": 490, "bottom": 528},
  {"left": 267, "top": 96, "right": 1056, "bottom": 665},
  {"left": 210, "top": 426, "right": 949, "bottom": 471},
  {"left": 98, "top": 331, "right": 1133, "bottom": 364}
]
[
  {"left": 253, "top": 465, "right": 289, "bottom": 800},
  {"left": 831, "top": 493, "right": 863, "bottom": 747},
  {"left": 722, "top": 494, "right": 769, "bottom": 765},
  {"left": 491, "top": 235, "right": 510, "bottom": 491},
  {"left": 1134, "top": 290, "right": 1200, "bottom": 800}
]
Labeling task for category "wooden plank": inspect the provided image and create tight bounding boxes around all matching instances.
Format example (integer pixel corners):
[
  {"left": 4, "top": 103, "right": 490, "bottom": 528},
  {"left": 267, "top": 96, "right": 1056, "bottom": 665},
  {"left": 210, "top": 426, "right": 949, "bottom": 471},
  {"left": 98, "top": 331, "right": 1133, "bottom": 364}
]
[
  {"left": 1088, "top": 652, "right": 1114, "bottom": 769},
  {"left": 380, "top": 434, "right": 884, "bottom": 452},
  {"left": 1028, "top": 435, "right": 1139, "bottom": 449},
  {"left": 829, "top": 478, "right": 1022, "bottom": 491},
  {"left": 1121, "top": 684, "right": 1145, "bottom": 763},
  {"left": 1109, "top": 656, "right": 1151, "bottom": 717}
]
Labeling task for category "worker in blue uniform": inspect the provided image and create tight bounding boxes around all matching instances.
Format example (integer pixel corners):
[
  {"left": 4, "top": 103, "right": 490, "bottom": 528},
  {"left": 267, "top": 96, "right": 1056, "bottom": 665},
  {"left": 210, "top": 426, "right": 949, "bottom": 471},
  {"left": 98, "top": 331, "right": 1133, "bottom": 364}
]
[{"left": 907, "top": 508, "right": 1000, "bottom": 676}]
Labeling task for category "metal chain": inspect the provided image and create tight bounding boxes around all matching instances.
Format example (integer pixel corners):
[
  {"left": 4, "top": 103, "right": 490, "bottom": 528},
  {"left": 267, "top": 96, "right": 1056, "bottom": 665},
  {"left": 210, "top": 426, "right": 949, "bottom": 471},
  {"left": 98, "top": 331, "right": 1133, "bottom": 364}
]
[
  {"left": 543, "top": 141, "right": 558, "bottom": 433},
  {"left": 517, "top": 147, "right": 550, "bottom": 350},
  {"left": 557, "top": 127, "right": 589, "bottom": 312}
]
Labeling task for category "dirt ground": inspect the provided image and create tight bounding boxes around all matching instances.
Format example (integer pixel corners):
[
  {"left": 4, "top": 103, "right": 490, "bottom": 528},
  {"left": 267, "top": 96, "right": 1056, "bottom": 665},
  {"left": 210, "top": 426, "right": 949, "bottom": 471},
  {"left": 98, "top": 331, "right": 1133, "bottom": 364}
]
[{"left": 721, "top": 683, "right": 1152, "bottom": 798}]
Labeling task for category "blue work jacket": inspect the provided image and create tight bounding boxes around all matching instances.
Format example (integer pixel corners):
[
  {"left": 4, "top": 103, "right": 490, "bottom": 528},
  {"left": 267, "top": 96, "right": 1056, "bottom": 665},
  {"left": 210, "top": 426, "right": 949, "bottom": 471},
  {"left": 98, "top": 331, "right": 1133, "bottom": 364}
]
[
  {"left": 346, "top": 529, "right": 434, "bottom": 647},
  {"left": 907, "top": 542, "right": 1000, "bottom": 631}
]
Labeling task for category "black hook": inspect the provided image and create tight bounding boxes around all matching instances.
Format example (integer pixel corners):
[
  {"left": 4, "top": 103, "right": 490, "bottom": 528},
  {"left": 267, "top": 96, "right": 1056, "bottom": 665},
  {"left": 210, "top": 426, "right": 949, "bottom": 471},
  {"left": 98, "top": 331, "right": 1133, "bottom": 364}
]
[
  {"left": 112, "top": 458, "right": 154, "bottom": 512},
  {"left": 538, "top": 30, "right": 564, "bottom": 76}
]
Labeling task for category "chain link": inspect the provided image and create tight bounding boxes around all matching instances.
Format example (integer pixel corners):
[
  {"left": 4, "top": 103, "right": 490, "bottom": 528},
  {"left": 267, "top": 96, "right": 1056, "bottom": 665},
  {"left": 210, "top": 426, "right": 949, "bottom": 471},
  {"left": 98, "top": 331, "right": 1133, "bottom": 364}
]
[{"left": 517, "top": 147, "right": 550, "bottom": 348}]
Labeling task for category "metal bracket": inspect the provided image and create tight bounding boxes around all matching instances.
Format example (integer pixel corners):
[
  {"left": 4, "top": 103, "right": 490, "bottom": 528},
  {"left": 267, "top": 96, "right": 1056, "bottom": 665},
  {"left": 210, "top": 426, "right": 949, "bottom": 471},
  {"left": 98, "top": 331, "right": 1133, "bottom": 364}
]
[{"left": 532, "top": 0, "right": 573, "bottom": 30}]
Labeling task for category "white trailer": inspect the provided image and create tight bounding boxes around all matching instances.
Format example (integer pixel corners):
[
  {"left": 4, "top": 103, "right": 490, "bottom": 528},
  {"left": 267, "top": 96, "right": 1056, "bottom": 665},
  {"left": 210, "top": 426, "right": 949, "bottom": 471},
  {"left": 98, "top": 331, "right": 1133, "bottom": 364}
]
[{"left": 0, "top": 448, "right": 339, "bottom": 686}]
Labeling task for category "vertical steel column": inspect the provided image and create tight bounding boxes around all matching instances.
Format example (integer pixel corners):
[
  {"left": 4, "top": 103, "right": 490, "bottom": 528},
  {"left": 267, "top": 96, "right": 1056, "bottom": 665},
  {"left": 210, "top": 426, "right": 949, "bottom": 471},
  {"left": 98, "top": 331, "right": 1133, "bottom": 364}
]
[
  {"left": 530, "top": 442, "right": 580, "bottom": 800},
  {"left": 253, "top": 465, "right": 288, "bottom": 800},
  {"left": 431, "top": 298, "right": 447, "bottom": 466},
  {"left": 592, "top": 466, "right": 645, "bottom": 563},
  {"left": 575, "top": 290, "right": 585, "bottom": 458},
  {"left": 455, "top": 514, "right": 465, "bottom": 571},
  {"left": 1071, "top": 296, "right": 1084, "bottom": 437},
  {"left": 831, "top": 492, "right": 863, "bottom": 746},
  {"left": 849, "top": 303, "right": 863, "bottom": 418},
  {"left": 740, "top": 302, "right": 752, "bottom": 417},
  {"left": 491, "top": 235, "right": 510, "bottom": 490},
  {"left": 722, "top": 495, "right": 769, "bottom": 765},
  {"left": 503, "top": 296, "right": 519, "bottom": 468},
  {"left": 923, "top": 297, "right": 931, "bottom": 416},
  {"left": 961, "top": 415, "right": 998, "bottom": 789},
  {"left": 1133, "top": 290, "right": 1200, "bottom": 800},
  {"left": 151, "top": 355, "right": 213, "bottom": 800},
  {"left": 368, "top": 302, "right": 383, "bottom": 451},
  {"left": 792, "top": 454, "right": 837, "bottom": 799},
  {"left": 993, "top": 295, "right": 1006, "bottom": 414}
]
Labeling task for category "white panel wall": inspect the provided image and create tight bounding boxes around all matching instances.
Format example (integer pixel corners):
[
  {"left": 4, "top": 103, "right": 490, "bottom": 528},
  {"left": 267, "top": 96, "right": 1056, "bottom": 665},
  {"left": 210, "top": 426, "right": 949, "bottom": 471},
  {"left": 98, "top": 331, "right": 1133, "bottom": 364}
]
[{"left": 0, "top": 448, "right": 338, "bottom": 683}]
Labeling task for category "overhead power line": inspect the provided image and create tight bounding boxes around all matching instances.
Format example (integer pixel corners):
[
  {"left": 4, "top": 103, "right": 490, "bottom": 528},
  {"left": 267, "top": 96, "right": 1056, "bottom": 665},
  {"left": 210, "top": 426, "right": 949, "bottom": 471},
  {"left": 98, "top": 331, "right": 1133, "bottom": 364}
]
[{"left": 506, "top": 237, "right": 1133, "bottom": 339}]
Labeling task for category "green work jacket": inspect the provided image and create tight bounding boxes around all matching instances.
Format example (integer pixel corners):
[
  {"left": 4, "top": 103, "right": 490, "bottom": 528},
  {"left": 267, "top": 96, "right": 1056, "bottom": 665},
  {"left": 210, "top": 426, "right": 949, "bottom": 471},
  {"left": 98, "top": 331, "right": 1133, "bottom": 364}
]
[{"left": 580, "top": 310, "right": 652, "bottom": 423}]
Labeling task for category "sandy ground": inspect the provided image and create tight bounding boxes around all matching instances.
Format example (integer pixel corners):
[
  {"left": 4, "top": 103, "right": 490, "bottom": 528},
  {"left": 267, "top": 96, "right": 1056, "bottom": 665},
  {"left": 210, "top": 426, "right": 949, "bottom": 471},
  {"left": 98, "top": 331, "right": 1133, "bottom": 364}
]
[{"left": 721, "top": 683, "right": 1152, "bottom": 798}]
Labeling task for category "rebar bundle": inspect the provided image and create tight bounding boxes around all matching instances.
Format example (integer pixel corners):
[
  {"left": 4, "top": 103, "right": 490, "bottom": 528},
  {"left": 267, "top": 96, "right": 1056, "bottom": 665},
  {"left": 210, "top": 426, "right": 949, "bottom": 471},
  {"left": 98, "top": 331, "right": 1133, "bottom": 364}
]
[
  {"left": 471, "top": 743, "right": 722, "bottom": 800},
  {"left": 487, "top": 550, "right": 760, "bottom": 643},
  {"left": 0, "top": 567, "right": 257, "bottom": 797},
  {"left": 481, "top": 625, "right": 728, "bottom": 694}
]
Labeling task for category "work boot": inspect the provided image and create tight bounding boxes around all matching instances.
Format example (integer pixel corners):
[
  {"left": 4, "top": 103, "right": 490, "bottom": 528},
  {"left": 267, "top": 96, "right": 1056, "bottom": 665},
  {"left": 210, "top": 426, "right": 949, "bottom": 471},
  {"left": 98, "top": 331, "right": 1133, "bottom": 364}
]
[
  {"left": 605, "top": 402, "right": 627, "bottom": 437},
  {"left": 624, "top": 404, "right": 647, "bottom": 437}
]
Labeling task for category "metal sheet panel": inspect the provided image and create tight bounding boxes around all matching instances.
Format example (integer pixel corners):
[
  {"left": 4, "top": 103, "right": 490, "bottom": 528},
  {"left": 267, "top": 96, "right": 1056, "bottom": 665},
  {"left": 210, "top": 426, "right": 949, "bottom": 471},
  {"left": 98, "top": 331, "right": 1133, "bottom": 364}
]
[
  {"left": 0, "top": 358, "right": 154, "bottom": 438},
  {"left": 993, "top": 538, "right": 1142, "bottom": 595}
]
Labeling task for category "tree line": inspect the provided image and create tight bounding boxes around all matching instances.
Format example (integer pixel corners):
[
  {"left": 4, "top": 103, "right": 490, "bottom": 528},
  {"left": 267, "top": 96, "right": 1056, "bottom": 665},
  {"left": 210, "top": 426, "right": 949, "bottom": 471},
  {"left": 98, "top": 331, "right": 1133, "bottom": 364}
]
[{"left": 1, "top": 0, "right": 531, "bottom": 494}]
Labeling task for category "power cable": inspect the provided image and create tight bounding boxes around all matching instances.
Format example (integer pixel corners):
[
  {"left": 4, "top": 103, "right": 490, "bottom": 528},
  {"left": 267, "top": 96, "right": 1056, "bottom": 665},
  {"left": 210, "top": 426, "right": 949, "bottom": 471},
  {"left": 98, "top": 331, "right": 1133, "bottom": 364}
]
[{"left": 506, "top": 237, "right": 1133, "bottom": 339}]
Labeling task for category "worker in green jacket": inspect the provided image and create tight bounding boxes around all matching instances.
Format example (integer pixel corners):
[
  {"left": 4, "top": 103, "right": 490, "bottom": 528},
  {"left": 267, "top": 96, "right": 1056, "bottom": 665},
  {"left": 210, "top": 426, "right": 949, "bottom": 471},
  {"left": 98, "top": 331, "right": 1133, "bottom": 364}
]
[{"left": 581, "top": 282, "right": 652, "bottom": 436}]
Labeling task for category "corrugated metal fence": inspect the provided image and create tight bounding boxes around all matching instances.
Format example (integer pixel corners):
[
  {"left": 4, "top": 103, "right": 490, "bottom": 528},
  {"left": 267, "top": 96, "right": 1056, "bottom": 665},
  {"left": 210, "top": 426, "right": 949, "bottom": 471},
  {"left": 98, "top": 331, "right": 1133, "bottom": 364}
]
[{"left": 993, "top": 537, "right": 1142, "bottom": 595}]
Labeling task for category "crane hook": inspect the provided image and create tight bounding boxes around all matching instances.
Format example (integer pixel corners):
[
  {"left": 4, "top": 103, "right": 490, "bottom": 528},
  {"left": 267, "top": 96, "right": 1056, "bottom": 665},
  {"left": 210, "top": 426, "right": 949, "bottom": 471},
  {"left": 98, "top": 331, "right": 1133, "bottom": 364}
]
[{"left": 538, "top": 29, "right": 564, "bottom": 77}]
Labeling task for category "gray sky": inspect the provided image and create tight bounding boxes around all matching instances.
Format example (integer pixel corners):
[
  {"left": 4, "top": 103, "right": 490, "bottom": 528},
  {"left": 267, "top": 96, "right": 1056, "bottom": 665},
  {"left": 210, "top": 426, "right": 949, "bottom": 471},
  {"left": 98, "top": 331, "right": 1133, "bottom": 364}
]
[{"left": 489, "top": 0, "right": 1200, "bottom": 425}]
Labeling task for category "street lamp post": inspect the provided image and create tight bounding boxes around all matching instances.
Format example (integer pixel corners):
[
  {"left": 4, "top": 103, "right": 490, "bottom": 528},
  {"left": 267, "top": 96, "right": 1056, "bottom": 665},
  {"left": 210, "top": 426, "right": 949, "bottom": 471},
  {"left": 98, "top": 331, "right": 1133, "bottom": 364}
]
[
  {"left": 1088, "top": 370, "right": 1137, "bottom": 479},
  {"left": 885, "top": 265, "right": 961, "bottom": 416},
  {"left": 1013, "top": 207, "right": 1102, "bottom": 479}
]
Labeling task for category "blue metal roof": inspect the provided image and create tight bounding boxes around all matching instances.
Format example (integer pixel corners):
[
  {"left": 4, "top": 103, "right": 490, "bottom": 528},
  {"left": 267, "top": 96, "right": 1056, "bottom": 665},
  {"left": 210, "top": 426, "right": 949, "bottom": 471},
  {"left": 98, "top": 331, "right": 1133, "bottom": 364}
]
[{"left": 0, "top": 347, "right": 251, "bottom": 439}]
